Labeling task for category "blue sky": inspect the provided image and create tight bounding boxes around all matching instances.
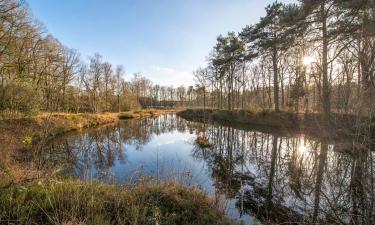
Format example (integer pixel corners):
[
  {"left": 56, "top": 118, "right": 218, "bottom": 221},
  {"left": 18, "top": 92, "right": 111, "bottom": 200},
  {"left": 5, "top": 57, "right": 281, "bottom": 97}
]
[{"left": 27, "top": 0, "right": 296, "bottom": 86}]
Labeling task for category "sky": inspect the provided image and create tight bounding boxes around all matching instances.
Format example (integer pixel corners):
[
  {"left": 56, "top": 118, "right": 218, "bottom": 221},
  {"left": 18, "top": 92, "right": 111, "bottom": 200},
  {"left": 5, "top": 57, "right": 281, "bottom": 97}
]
[{"left": 27, "top": 0, "right": 297, "bottom": 86}]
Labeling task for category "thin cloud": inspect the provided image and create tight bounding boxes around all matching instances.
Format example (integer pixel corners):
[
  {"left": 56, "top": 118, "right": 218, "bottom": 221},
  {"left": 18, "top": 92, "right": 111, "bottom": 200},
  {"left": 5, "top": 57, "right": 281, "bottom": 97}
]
[{"left": 150, "top": 65, "right": 194, "bottom": 86}]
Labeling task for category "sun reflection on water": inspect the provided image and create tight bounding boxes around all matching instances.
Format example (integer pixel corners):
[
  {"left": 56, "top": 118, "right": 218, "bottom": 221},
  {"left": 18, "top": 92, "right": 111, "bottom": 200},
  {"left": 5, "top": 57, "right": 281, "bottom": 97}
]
[{"left": 297, "top": 136, "right": 309, "bottom": 155}]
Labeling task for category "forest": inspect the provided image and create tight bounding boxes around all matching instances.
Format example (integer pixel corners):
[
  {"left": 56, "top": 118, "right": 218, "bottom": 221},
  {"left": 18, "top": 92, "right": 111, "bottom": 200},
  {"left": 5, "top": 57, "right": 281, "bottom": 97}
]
[
  {"left": 1, "top": 0, "right": 374, "bottom": 120},
  {"left": 0, "top": 0, "right": 193, "bottom": 118},
  {"left": 192, "top": 0, "right": 375, "bottom": 119}
]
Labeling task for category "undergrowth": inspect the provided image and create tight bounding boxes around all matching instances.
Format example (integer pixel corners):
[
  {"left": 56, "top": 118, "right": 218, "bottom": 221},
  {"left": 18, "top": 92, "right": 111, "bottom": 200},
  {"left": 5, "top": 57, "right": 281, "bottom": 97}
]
[{"left": 0, "top": 180, "right": 236, "bottom": 225}]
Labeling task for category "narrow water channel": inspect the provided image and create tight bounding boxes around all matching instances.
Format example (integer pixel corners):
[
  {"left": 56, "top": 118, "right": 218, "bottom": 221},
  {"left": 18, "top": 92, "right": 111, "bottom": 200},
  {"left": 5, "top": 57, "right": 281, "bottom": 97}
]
[{"left": 31, "top": 114, "right": 375, "bottom": 225}]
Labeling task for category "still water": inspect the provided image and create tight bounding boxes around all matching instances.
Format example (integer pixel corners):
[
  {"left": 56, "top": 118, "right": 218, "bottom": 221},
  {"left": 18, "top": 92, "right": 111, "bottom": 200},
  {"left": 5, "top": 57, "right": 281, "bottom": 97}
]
[{"left": 32, "top": 114, "right": 374, "bottom": 225}]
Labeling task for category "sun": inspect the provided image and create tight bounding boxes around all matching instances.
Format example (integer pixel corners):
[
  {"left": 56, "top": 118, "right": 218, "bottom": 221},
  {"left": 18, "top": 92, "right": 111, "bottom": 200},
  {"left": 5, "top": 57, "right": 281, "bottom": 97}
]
[
  {"left": 303, "top": 56, "right": 314, "bottom": 66},
  {"left": 298, "top": 144, "right": 308, "bottom": 154}
]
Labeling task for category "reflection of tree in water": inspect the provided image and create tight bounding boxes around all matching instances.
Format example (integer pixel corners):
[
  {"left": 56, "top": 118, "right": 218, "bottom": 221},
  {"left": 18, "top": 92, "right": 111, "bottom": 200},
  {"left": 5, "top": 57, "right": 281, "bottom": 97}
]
[
  {"left": 33, "top": 124, "right": 127, "bottom": 180},
  {"left": 192, "top": 124, "right": 375, "bottom": 225},
  {"left": 33, "top": 114, "right": 191, "bottom": 179}
]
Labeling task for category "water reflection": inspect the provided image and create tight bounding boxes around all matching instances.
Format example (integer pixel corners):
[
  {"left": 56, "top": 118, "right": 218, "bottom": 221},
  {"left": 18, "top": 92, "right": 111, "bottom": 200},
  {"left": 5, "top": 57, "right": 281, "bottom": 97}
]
[{"left": 31, "top": 114, "right": 374, "bottom": 225}]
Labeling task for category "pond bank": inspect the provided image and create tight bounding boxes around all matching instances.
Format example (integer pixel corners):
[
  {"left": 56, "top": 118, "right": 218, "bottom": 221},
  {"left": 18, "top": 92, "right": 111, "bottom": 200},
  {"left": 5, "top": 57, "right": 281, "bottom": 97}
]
[
  {"left": 118, "top": 109, "right": 179, "bottom": 119},
  {"left": 177, "top": 108, "right": 364, "bottom": 140},
  {"left": 0, "top": 110, "right": 237, "bottom": 225},
  {"left": 0, "top": 179, "right": 235, "bottom": 225},
  {"left": 0, "top": 113, "right": 117, "bottom": 181}
]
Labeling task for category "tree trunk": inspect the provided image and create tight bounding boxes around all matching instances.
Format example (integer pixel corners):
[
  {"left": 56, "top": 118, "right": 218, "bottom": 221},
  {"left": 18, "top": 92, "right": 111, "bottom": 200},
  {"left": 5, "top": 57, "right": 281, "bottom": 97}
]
[
  {"left": 321, "top": 2, "right": 331, "bottom": 120},
  {"left": 272, "top": 49, "right": 279, "bottom": 112},
  {"left": 313, "top": 140, "right": 328, "bottom": 223},
  {"left": 267, "top": 135, "right": 278, "bottom": 218}
]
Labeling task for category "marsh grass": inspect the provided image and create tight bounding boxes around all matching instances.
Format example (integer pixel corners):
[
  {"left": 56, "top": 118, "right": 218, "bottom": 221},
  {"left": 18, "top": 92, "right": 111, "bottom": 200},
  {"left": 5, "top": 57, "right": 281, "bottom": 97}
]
[
  {"left": 0, "top": 179, "right": 236, "bottom": 225},
  {"left": 196, "top": 136, "right": 212, "bottom": 148},
  {"left": 118, "top": 109, "right": 164, "bottom": 120}
]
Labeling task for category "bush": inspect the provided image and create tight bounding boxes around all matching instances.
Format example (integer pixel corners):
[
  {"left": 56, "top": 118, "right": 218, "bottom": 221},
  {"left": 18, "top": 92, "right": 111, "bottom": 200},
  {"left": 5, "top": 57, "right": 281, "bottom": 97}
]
[{"left": 1, "top": 79, "right": 42, "bottom": 117}]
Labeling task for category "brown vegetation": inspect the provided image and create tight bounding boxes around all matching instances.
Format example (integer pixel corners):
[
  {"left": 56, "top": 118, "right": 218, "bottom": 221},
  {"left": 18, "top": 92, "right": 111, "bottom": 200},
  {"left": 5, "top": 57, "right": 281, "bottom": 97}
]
[
  {"left": 118, "top": 109, "right": 179, "bottom": 120},
  {"left": 195, "top": 136, "right": 212, "bottom": 148},
  {"left": 0, "top": 180, "right": 235, "bottom": 225},
  {"left": 177, "top": 109, "right": 369, "bottom": 141}
]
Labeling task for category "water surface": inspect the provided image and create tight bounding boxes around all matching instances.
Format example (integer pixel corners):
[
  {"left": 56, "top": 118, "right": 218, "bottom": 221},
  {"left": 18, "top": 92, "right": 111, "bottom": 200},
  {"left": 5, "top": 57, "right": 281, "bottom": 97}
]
[{"left": 32, "top": 114, "right": 375, "bottom": 225}]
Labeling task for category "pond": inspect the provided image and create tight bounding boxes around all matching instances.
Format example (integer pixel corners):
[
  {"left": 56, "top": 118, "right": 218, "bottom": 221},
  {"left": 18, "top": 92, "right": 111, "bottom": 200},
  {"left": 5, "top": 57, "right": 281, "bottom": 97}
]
[{"left": 31, "top": 114, "right": 374, "bottom": 225}]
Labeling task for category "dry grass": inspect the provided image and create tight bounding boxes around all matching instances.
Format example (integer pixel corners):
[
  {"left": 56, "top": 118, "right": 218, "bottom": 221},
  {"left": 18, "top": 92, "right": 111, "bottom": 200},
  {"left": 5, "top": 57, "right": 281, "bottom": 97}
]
[
  {"left": 118, "top": 109, "right": 178, "bottom": 120},
  {"left": 0, "top": 179, "right": 236, "bottom": 225},
  {"left": 195, "top": 136, "right": 212, "bottom": 148},
  {"left": 118, "top": 110, "right": 156, "bottom": 119}
]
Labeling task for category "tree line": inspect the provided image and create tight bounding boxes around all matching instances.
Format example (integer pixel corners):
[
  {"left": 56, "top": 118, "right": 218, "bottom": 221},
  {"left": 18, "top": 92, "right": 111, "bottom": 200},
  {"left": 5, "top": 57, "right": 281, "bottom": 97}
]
[
  {"left": 0, "top": 0, "right": 200, "bottom": 118},
  {"left": 1, "top": 0, "right": 374, "bottom": 119},
  {"left": 193, "top": 0, "right": 375, "bottom": 118}
]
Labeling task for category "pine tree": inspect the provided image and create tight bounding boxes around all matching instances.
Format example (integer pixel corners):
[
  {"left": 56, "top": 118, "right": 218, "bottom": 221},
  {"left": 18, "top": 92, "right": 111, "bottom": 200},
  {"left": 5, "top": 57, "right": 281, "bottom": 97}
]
[
  {"left": 243, "top": 2, "right": 303, "bottom": 112},
  {"left": 211, "top": 32, "right": 245, "bottom": 112}
]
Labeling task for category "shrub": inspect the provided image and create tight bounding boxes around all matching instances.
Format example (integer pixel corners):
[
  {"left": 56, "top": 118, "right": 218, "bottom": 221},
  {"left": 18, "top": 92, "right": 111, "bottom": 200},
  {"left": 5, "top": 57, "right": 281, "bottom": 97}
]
[{"left": 1, "top": 79, "right": 42, "bottom": 117}]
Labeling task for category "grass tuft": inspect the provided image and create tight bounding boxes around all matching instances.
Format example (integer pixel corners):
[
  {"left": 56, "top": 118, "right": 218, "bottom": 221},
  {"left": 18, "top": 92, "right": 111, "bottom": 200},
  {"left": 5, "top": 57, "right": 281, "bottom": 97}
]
[
  {"left": 0, "top": 180, "right": 236, "bottom": 225},
  {"left": 196, "top": 136, "right": 212, "bottom": 148},
  {"left": 118, "top": 109, "right": 165, "bottom": 120}
]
